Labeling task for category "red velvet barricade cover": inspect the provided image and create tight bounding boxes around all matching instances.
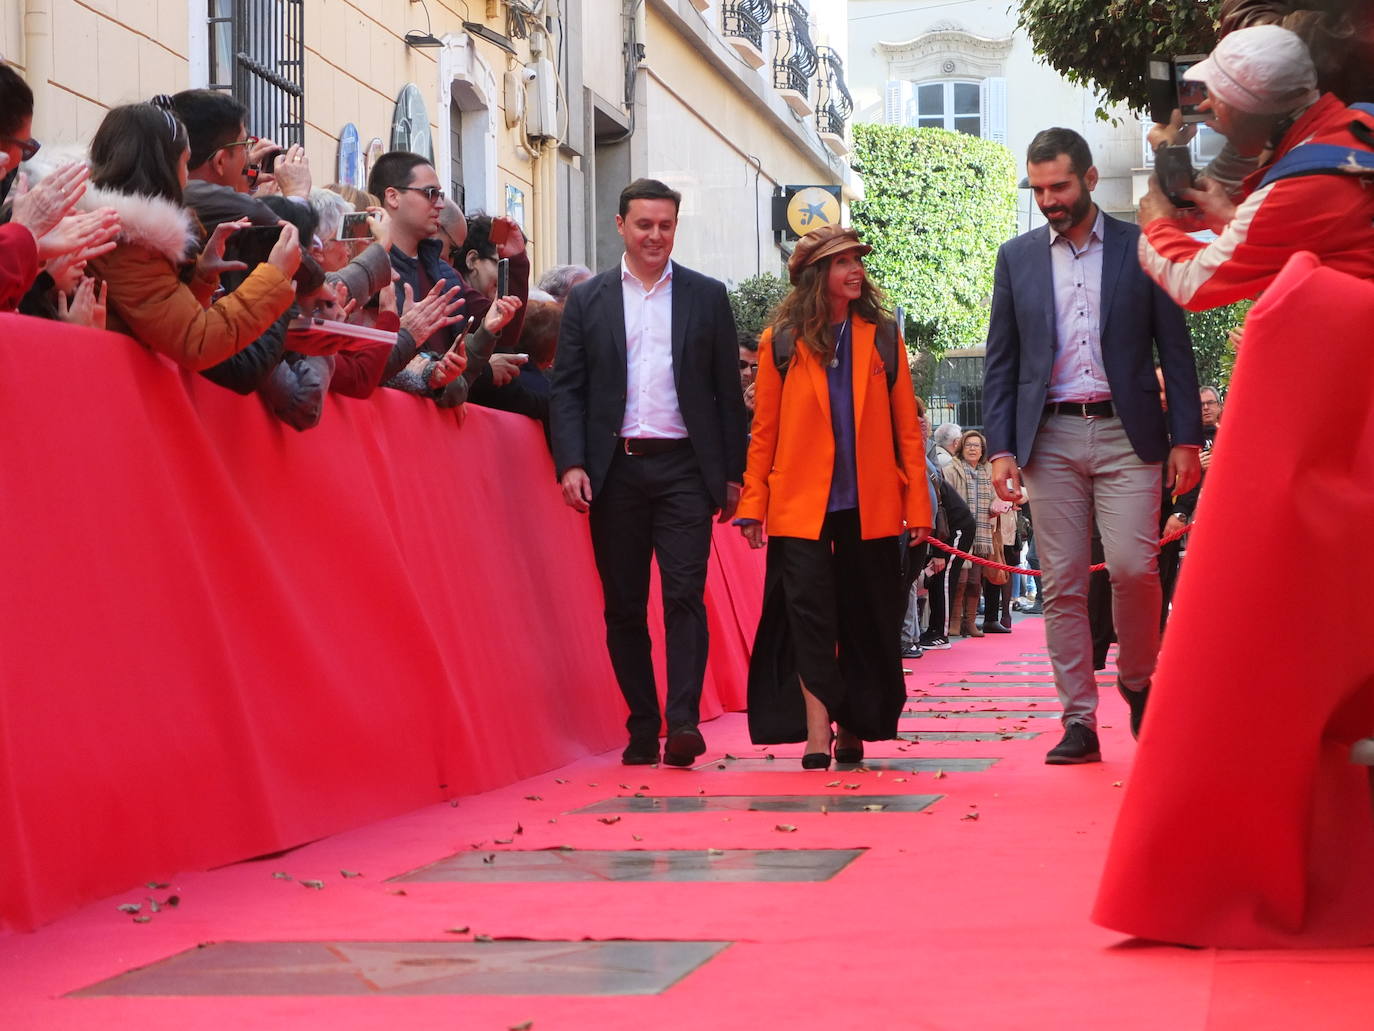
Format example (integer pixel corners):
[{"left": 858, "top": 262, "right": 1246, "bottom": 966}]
[
  {"left": 1094, "top": 253, "right": 1374, "bottom": 948},
  {"left": 0, "top": 315, "right": 762, "bottom": 933}
]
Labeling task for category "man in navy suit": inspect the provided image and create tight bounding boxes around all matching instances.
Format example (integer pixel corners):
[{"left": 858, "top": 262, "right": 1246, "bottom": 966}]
[
  {"left": 983, "top": 129, "right": 1203, "bottom": 764},
  {"left": 550, "top": 179, "right": 747, "bottom": 768}
]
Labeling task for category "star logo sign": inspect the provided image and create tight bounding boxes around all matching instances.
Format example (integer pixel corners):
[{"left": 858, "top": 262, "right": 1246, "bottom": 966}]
[{"left": 799, "top": 200, "right": 831, "bottom": 226}]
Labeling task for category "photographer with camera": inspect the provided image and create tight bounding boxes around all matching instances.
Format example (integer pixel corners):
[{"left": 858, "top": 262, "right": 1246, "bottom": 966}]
[{"left": 1137, "top": 25, "right": 1374, "bottom": 310}]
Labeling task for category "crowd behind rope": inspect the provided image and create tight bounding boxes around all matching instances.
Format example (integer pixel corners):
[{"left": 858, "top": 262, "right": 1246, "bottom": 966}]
[{"left": 0, "top": 64, "right": 593, "bottom": 434}]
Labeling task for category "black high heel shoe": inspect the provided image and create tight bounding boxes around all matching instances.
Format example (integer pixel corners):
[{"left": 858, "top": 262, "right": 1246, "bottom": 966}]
[
  {"left": 833, "top": 736, "right": 864, "bottom": 765},
  {"left": 802, "top": 732, "right": 834, "bottom": 770}
]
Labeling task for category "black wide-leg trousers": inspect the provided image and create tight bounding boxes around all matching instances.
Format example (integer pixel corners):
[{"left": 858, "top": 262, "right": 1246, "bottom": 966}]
[
  {"left": 747, "top": 508, "right": 906, "bottom": 744},
  {"left": 589, "top": 447, "right": 714, "bottom": 741}
]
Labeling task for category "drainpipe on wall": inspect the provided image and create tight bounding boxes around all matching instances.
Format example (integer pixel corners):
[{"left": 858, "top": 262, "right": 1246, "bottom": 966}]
[
  {"left": 24, "top": 0, "right": 53, "bottom": 139},
  {"left": 532, "top": 137, "right": 557, "bottom": 274}
]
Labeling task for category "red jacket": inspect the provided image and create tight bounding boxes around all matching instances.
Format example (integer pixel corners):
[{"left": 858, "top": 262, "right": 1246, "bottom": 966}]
[
  {"left": 0, "top": 223, "right": 38, "bottom": 311},
  {"left": 1139, "top": 93, "right": 1374, "bottom": 310}
]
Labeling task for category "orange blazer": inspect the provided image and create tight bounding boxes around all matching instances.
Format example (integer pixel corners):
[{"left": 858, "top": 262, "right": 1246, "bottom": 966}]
[{"left": 737, "top": 317, "right": 933, "bottom": 540}]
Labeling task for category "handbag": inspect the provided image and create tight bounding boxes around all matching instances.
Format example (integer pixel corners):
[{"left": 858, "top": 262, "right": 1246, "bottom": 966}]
[{"left": 982, "top": 554, "right": 1009, "bottom": 587}]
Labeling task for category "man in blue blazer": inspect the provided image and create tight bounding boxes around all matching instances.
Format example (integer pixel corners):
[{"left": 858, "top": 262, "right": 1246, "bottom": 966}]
[{"left": 983, "top": 128, "right": 1203, "bottom": 764}]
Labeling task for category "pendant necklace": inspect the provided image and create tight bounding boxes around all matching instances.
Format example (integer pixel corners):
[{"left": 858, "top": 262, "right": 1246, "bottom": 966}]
[{"left": 830, "top": 318, "right": 848, "bottom": 369}]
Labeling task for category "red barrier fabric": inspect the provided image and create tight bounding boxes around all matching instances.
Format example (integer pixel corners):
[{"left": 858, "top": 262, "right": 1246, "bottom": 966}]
[
  {"left": 1094, "top": 254, "right": 1374, "bottom": 947},
  {"left": 0, "top": 315, "right": 763, "bottom": 932}
]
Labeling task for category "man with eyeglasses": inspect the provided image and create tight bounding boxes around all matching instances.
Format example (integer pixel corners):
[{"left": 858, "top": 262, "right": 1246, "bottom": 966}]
[
  {"left": 172, "top": 90, "right": 314, "bottom": 231},
  {"left": 367, "top": 151, "right": 527, "bottom": 390}
]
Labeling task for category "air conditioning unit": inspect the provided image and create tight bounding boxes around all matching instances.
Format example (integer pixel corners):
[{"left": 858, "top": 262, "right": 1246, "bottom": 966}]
[{"left": 525, "top": 58, "right": 559, "bottom": 140}]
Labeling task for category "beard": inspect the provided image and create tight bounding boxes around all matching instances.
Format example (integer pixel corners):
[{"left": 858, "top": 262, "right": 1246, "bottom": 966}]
[{"left": 1039, "top": 184, "right": 1093, "bottom": 232}]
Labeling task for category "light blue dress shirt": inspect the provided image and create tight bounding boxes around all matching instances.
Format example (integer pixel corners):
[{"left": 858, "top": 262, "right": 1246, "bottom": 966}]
[{"left": 1045, "top": 208, "right": 1113, "bottom": 404}]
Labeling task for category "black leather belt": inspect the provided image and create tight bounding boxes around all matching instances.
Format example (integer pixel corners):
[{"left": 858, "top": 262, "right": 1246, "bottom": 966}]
[
  {"left": 1044, "top": 401, "right": 1115, "bottom": 418},
  {"left": 621, "top": 437, "right": 690, "bottom": 456}
]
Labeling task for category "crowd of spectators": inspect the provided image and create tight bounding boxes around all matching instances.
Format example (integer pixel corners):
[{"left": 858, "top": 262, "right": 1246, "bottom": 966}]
[{"left": 0, "top": 61, "right": 593, "bottom": 438}]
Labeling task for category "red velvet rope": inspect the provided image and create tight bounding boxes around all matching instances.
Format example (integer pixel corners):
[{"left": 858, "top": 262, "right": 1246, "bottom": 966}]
[{"left": 925, "top": 523, "right": 1194, "bottom": 576}]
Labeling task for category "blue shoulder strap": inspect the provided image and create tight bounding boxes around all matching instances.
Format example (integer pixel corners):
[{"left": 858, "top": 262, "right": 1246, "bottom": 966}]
[{"left": 1260, "top": 103, "right": 1374, "bottom": 187}]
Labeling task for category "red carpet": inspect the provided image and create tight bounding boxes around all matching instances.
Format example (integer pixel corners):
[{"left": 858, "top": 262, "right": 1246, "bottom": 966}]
[{"left": 5, "top": 619, "right": 1373, "bottom": 1029}]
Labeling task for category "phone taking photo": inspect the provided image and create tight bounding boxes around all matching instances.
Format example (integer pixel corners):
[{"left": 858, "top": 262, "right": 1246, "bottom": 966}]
[
  {"left": 446, "top": 315, "right": 478, "bottom": 354},
  {"left": 496, "top": 257, "right": 510, "bottom": 298},
  {"left": 338, "top": 211, "right": 371, "bottom": 241},
  {"left": 1155, "top": 145, "right": 1197, "bottom": 208}
]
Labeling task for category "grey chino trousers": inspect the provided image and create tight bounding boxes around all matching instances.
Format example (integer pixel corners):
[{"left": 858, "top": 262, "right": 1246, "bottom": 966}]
[{"left": 1020, "top": 413, "right": 1162, "bottom": 729}]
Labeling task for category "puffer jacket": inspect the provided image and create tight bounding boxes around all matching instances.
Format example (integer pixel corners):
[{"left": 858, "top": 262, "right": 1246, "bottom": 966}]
[{"left": 81, "top": 186, "right": 294, "bottom": 371}]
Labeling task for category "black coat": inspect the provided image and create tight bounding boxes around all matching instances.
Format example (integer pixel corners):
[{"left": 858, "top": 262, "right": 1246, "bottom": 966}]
[{"left": 549, "top": 262, "right": 748, "bottom": 507}]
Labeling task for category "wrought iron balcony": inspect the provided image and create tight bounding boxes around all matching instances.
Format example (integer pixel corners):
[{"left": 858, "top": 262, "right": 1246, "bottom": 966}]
[
  {"left": 722, "top": 0, "right": 775, "bottom": 58},
  {"left": 772, "top": 1, "right": 818, "bottom": 116},
  {"left": 815, "top": 45, "right": 853, "bottom": 153}
]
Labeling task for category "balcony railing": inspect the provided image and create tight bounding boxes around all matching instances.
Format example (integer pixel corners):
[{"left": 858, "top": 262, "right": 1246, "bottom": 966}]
[
  {"left": 721, "top": 0, "right": 774, "bottom": 53},
  {"left": 772, "top": 1, "right": 818, "bottom": 115},
  {"left": 815, "top": 45, "right": 852, "bottom": 151}
]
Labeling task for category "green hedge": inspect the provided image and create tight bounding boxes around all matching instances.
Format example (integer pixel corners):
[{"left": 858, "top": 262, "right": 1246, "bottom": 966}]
[{"left": 850, "top": 124, "right": 1017, "bottom": 356}]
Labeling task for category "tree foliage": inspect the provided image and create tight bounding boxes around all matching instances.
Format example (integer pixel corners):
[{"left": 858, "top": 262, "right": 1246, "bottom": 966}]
[
  {"left": 850, "top": 124, "right": 1017, "bottom": 356},
  {"left": 728, "top": 273, "right": 790, "bottom": 339},
  {"left": 1185, "top": 300, "right": 1248, "bottom": 391},
  {"left": 1017, "top": 0, "right": 1221, "bottom": 113}
]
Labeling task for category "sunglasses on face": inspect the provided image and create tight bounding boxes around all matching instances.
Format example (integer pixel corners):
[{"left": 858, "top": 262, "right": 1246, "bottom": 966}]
[
  {"left": 739, "top": 360, "right": 758, "bottom": 371},
  {"left": 2, "top": 136, "right": 42, "bottom": 162},
  {"left": 398, "top": 185, "right": 445, "bottom": 203}
]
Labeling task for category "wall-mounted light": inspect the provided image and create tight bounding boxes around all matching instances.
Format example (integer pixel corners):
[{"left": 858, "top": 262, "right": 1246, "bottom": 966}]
[
  {"left": 462, "top": 20, "right": 518, "bottom": 55},
  {"left": 405, "top": 0, "right": 443, "bottom": 48}
]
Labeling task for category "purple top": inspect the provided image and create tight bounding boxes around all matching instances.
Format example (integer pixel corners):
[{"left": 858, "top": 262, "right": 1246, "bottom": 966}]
[{"left": 827, "top": 320, "right": 858, "bottom": 512}]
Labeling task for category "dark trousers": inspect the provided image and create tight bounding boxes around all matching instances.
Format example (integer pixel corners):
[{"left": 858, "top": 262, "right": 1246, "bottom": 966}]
[
  {"left": 748, "top": 509, "right": 905, "bottom": 743},
  {"left": 1159, "top": 538, "right": 1183, "bottom": 630},
  {"left": 588, "top": 447, "right": 714, "bottom": 741},
  {"left": 926, "top": 511, "right": 975, "bottom": 638},
  {"left": 982, "top": 544, "right": 1020, "bottom": 625}
]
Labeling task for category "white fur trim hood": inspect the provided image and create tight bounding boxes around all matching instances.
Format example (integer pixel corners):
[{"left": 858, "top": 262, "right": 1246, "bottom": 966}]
[{"left": 22, "top": 148, "right": 199, "bottom": 266}]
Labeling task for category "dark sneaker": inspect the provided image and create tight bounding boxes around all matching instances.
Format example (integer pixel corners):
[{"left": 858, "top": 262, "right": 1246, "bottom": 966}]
[
  {"left": 621, "top": 739, "right": 660, "bottom": 765},
  {"left": 918, "top": 634, "right": 951, "bottom": 651},
  {"left": 663, "top": 725, "right": 706, "bottom": 767},
  {"left": 1045, "top": 723, "right": 1101, "bottom": 765},
  {"left": 1117, "top": 680, "right": 1150, "bottom": 739},
  {"left": 901, "top": 643, "right": 924, "bottom": 658}
]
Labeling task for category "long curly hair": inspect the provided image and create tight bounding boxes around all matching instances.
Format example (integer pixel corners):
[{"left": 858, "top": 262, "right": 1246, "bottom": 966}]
[{"left": 769, "top": 255, "right": 891, "bottom": 365}]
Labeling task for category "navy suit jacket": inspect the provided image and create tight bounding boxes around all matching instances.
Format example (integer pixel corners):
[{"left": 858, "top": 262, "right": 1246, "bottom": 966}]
[
  {"left": 982, "top": 213, "right": 1202, "bottom": 467},
  {"left": 549, "top": 261, "right": 748, "bottom": 507}
]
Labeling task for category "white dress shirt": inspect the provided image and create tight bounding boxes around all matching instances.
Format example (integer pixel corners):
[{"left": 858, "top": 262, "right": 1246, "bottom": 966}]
[
  {"left": 619, "top": 255, "right": 687, "bottom": 438},
  {"left": 1046, "top": 208, "right": 1113, "bottom": 404}
]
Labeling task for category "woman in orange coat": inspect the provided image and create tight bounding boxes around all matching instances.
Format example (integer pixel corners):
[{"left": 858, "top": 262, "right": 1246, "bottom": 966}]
[{"left": 735, "top": 225, "right": 932, "bottom": 769}]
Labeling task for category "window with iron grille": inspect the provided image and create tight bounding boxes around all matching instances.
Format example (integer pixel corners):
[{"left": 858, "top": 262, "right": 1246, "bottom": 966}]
[{"left": 207, "top": 0, "right": 305, "bottom": 146}]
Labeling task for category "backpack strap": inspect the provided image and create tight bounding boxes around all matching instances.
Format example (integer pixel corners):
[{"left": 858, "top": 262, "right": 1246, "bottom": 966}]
[
  {"left": 771, "top": 324, "right": 797, "bottom": 380},
  {"left": 1259, "top": 142, "right": 1374, "bottom": 187},
  {"left": 772, "top": 318, "right": 901, "bottom": 392}
]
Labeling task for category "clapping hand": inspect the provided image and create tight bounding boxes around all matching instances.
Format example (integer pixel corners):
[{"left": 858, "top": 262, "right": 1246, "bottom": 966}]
[
  {"left": 399, "top": 282, "right": 466, "bottom": 347},
  {"left": 12, "top": 163, "right": 92, "bottom": 242},
  {"left": 56, "top": 276, "right": 108, "bottom": 330}
]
